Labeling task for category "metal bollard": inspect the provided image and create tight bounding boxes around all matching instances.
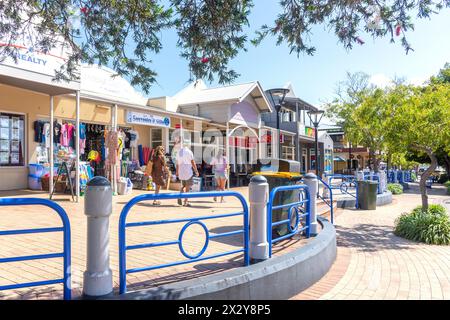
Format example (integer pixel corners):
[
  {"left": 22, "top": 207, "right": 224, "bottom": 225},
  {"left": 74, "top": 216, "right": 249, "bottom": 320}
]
[
  {"left": 248, "top": 175, "right": 269, "bottom": 262},
  {"left": 303, "top": 173, "right": 318, "bottom": 235},
  {"left": 83, "top": 176, "right": 113, "bottom": 298}
]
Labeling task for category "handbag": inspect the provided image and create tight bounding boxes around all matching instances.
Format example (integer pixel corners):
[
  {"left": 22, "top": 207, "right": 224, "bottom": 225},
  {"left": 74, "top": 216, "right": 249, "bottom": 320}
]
[{"left": 144, "top": 160, "right": 153, "bottom": 176}]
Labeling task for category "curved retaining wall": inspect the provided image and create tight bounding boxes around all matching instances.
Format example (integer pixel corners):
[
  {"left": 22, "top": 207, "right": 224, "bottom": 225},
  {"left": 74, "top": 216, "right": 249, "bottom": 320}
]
[{"left": 112, "top": 217, "right": 336, "bottom": 300}]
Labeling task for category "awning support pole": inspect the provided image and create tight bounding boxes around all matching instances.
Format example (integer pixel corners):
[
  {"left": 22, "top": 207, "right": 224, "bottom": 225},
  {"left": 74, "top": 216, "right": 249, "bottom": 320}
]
[
  {"left": 75, "top": 90, "right": 80, "bottom": 202},
  {"left": 49, "top": 96, "right": 54, "bottom": 196},
  {"left": 112, "top": 104, "right": 118, "bottom": 194}
]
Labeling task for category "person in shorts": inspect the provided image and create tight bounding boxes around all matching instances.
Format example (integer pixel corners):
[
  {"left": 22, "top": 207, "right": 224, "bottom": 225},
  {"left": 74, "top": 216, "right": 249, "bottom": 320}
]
[
  {"left": 210, "top": 149, "right": 228, "bottom": 203},
  {"left": 176, "top": 143, "right": 199, "bottom": 206}
]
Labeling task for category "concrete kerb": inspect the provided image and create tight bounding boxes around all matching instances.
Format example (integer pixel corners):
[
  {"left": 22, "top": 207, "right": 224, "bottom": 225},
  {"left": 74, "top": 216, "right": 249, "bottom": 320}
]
[{"left": 107, "top": 217, "right": 336, "bottom": 300}]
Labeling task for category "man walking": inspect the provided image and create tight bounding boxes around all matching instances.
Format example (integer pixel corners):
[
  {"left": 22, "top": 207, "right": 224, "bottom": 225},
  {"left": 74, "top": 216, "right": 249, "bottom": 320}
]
[{"left": 176, "top": 142, "right": 199, "bottom": 206}]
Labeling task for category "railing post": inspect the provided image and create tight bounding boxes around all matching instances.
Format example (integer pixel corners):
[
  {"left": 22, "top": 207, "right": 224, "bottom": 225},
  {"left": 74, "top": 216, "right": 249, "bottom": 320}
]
[
  {"left": 303, "top": 173, "right": 318, "bottom": 236},
  {"left": 248, "top": 175, "right": 269, "bottom": 262},
  {"left": 83, "top": 176, "right": 113, "bottom": 298}
]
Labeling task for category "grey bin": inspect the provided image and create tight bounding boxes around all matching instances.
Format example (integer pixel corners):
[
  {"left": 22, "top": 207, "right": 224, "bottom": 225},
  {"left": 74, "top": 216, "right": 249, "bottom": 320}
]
[{"left": 357, "top": 180, "right": 378, "bottom": 210}]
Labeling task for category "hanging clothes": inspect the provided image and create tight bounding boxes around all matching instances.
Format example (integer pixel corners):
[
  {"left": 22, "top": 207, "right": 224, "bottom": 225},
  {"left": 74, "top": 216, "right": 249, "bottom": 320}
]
[
  {"left": 53, "top": 121, "right": 62, "bottom": 144},
  {"left": 43, "top": 122, "right": 51, "bottom": 148},
  {"left": 33, "top": 120, "right": 44, "bottom": 143},
  {"left": 60, "top": 123, "right": 69, "bottom": 146},
  {"left": 129, "top": 129, "right": 139, "bottom": 148},
  {"left": 106, "top": 130, "right": 119, "bottom": 165},
  {"left": 117, "top": 130, "right": 126, "bottom": 161},
  {"left": 79, "top": 123, "right": 86, "bottom": 155},
  {"left": 68, "top": 123, "right": 75, "bottom": 149}
]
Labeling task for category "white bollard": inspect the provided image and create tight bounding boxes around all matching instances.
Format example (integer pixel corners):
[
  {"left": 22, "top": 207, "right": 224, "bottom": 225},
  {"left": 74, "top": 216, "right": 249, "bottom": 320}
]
[
  {"left": 303, "top": 173, "right": 319, "bottom": 235},
  {"left": 83, "top": 176, "right": 113, "bottom": 298},
  {"left": 249, "top": 175, "right": 269, "bottom": 262}
]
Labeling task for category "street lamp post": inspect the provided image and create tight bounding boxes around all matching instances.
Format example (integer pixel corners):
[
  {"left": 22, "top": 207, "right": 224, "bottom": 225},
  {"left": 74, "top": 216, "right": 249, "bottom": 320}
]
[
  {"left": 307, "top": 110, "right": 325, "bottom": 177},
  {"left": 266, "top": 88, "right": 290, "bottom": 160}
]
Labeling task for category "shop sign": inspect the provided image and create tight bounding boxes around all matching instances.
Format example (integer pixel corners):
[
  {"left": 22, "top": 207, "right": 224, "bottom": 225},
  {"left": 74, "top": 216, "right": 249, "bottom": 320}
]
[
  {"left": 305, "top": 127, "right": 315, "bottom": 137},
  {"left": 126, "top": 111, "right": 171, "bottom": 128},
  {"left": 261, "top": 133, "right": 271, "bottom": 143}
]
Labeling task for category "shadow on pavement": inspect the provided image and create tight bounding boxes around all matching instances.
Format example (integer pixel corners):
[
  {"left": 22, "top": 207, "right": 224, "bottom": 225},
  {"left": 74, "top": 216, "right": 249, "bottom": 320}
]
[{"left": 335, "top": 223, "right": 418, "bottom": 252}]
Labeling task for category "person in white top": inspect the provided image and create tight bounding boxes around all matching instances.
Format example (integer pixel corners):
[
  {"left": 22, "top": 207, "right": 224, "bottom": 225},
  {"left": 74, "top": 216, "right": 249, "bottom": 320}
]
[
  {"left": 210, "top": 149, "right": 229, "bottom": 203},
  {"left": 176, "top": 143, "right": 199, "bottom": 206}
]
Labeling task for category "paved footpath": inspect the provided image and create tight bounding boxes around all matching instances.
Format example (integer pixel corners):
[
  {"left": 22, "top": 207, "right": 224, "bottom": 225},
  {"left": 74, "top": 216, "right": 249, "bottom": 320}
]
[
  {"left": 0, "top": 187, "right": 307, "bottom": 300},
  {"left": 293, "top": 184, "right": 450, "bottom": 300}
]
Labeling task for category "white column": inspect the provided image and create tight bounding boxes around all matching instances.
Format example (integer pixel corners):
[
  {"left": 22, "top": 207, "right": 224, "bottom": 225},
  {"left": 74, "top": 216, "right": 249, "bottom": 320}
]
[
  {"left": 75, "top": 91, "right": 80, "bottom": 202},
  {"left": 49, "top": 96, "right": 54, "bottom": 196},
  {"left": 83, "top": 176, "right": 113, "bottom": 297},
  {"left": 112, "top": 104, "right": 118, "bottom": 194},
  {"left": 225, "top": 121, "right": 230, "bottom": 190},
  {"left": 303, "top": 173, "right": 319, "bottom": 235}
]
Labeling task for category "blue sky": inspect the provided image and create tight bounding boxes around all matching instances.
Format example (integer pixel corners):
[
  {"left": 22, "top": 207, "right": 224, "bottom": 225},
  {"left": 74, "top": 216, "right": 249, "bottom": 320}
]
[{"left": 143, "top": 2, "right": 450, "bottom": 107}]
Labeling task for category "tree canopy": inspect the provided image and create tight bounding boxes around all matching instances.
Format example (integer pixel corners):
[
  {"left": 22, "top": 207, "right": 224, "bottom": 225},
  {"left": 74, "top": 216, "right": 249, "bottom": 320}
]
[
  {"left": 1, "top": 1, "right": 449, "bottom": 92},
  {"left": 326, "top": 65, "right": 450, "bottom": 210}
]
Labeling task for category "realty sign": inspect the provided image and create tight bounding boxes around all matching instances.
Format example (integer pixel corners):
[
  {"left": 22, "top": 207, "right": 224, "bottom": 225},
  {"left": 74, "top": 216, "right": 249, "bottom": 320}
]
[{"left": 126, "top": 111, "right": 171, "bottom": 128}]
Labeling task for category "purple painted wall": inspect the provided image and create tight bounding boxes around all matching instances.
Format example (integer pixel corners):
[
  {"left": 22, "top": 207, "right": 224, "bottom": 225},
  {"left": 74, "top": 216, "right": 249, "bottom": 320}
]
[{"left": 229, "top": 100, "right": 259, "bottom": 125}]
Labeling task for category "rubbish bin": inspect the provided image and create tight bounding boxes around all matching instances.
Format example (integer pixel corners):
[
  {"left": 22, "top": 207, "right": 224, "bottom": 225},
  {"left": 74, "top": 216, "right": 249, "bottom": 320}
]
[
  {"left": 251, "top": 171, "right": 302, "bottom": 237},
  {"left": 357, "top": 180, "right": 378, "bottom": 210}
]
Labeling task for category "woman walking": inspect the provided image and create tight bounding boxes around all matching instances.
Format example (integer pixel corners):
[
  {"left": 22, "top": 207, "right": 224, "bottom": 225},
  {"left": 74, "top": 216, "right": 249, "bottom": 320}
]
[
  {"left": 149, "top": 145, "right": 168, "bottom": 206},
  {"left": 210, "top": 149, "right": 228, "bottom": 203}
]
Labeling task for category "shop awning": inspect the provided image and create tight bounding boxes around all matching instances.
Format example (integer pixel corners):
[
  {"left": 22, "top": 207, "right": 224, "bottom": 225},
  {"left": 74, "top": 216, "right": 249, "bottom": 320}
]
[
  {"left": 333, "top": 156, "right": 347, "bottom": 162},
  {"left": 0, "top": 65, "right": 80, "bottom": 95}
]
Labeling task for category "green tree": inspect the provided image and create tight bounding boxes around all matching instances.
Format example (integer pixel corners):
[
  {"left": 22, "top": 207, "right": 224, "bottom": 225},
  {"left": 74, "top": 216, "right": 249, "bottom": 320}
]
[
  {"left": 385, "top": 83, "right": 450, "bottom": 210},
  {"left": 1, "top": 1, "right": 449, "bottom": 92},
  {"left": 326, "top": 72, "right": 389, "bottom": 172}
]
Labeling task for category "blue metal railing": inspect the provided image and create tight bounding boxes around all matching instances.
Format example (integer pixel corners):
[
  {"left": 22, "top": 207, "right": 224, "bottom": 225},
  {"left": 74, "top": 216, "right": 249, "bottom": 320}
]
[
  {"left": 0, "top": 198, "right": 71, "bottom": 300},
  {"left": 317, "top": 177, "right": 334, "bottom": 224},
  {"left": 327, "top": 174, "right": 358, "bottom": 208},
  {"left": 119, "top": 191, "right": 249, "bottom": 294},
  {"left": 267, "top": 185, "right": 311, "bottom": 257}
]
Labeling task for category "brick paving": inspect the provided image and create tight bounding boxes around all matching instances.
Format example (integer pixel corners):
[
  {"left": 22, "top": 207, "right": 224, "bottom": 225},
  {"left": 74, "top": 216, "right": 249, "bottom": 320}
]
[
  {"left": 293, "top": 184, "right": 450, "bottom": 300},
  {"left": 0, "top": 187, "right": 311, "bottom": 300}
]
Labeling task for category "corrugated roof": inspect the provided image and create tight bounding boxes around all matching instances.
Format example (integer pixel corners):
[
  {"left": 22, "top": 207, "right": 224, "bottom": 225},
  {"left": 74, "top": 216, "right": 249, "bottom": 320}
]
[{"left": 176, "top": 81, "right": 272, "bottom": 112}]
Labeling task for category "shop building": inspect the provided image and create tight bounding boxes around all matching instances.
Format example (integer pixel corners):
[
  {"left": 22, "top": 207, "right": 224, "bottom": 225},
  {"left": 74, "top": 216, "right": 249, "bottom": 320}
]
[
  {"left": 148, "top": 80, "right": 272, "bottom": 187},
  {"left": 261, "top": 84, "right": 330, "bottom": 175},
  {"left": 0, "top": 53, "right": 211, "bottom": 195},
  {"left": 322, "top": 125, "right": 369, "bottom": 174}
]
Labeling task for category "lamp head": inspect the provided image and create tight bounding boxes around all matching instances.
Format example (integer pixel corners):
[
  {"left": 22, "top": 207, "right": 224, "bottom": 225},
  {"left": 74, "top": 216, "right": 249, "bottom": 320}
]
[
  {"left": 266, "top": 88, "right": 290, "bottom": 109},
  {"left": 307, "top": 109, "right": 325, "bottom": 126}
]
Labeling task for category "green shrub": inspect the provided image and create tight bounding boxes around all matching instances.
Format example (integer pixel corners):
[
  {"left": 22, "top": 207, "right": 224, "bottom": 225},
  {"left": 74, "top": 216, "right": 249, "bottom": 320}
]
[
  {"left": 412, "top": 204, "right": 447, "bottom": 217},
  {"left": 438, "top": 174, "right": 448, "bottom": 184},
  {"left": 387, "top": 183, "right": 403, "bottom": 195},
  {"left": 394, "top": 204, "right": 450, "bottom": 245},
  {"left": 444, "top": 181, "right": 450, "bottom": 195},
  {"left": 410, "top": 171, "right": 417, "bottom": 182}
]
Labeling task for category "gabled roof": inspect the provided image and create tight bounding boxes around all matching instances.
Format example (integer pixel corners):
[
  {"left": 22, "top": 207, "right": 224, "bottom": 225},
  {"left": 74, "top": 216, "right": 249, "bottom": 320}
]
[
  {"left": 80, "top": 64, "right": 147, "bottom": 106},
  {"left": 265, "top": 83, "right": 318, "bottom": 112},
  {"left": 176, "top": 80, "right": 272, "bottom": 112}
]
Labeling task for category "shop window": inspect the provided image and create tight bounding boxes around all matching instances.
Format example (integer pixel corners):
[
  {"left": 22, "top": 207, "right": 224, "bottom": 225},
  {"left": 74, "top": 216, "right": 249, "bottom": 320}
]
[
  {"left": 281, "top": 135, "right": 295, "bottom": 160},
  {"left": 0, "top": 112, "right": 25, "bottom": 167},
  {"left": 151, "top": 128, "right": 163, "bottom": 149}
]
